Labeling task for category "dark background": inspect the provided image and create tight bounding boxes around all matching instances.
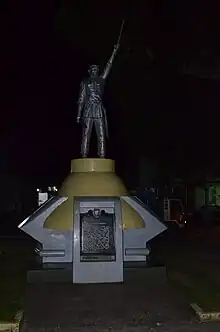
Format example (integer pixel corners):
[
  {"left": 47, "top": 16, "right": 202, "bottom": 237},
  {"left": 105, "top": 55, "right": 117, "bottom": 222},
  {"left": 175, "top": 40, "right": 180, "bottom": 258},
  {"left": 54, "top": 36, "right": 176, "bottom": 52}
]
[{"left": 2, "top": 0, "right": 220, "bottom": 189}]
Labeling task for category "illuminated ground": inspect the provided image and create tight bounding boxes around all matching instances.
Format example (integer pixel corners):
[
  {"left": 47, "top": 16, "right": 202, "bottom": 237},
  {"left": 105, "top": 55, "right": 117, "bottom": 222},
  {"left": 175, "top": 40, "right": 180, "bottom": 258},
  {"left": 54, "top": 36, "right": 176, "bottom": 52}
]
[{"left": 23, "top": 281, "right": 199, "bottom": 331}]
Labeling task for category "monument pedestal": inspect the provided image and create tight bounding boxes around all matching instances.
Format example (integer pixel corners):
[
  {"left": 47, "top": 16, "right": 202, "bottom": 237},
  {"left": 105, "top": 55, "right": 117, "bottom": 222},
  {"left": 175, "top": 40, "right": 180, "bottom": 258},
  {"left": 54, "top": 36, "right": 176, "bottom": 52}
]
[{"left": 19, "top": 158, "right": 167, "bottom": 284}]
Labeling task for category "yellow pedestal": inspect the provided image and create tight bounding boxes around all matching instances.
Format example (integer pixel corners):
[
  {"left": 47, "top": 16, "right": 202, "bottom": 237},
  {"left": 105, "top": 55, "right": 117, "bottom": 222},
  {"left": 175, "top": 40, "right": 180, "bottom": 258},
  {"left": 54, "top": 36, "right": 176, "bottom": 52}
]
[{"left": 44, "top": 158, "right": 144, "bottom": 230}]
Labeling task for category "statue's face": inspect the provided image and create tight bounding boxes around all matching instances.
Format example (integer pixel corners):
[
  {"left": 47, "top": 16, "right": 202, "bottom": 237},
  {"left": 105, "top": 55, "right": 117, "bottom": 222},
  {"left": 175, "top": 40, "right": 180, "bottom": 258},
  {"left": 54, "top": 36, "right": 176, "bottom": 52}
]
[
  {"left": 93, "top": 208, "right": 101, "bottom": 218},
  {"left": 89, "top": 65, "right": 99, "bottom": 77}
]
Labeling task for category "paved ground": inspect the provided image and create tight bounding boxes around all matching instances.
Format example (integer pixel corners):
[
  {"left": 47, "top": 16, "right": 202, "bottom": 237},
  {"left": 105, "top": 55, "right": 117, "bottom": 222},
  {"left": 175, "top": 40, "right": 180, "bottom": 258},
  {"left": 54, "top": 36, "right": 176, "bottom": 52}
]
[
  {"left": 23, "top": 277, "right": 220, "bottom": 332},
  {"left": 22, "top": 231, "right": 220, "bottom": 332}
]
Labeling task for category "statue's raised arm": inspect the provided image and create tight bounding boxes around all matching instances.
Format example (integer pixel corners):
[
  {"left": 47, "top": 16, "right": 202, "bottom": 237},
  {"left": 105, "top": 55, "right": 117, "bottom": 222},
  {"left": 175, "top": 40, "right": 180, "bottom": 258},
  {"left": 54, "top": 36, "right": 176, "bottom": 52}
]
[
  {"left": 101, "top": 20, "right": 124, "bottom": 80},
  {"left": 101, "top": 44, "right": 119, "bottom": 80}
]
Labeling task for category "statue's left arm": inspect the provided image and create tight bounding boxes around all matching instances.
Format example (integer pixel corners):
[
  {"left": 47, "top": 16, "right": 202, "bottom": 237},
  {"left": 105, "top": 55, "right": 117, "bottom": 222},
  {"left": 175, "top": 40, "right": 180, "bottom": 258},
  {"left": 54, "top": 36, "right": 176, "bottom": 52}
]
[{"left": 101, "top": 44, "right": 119, "bottom": 80}]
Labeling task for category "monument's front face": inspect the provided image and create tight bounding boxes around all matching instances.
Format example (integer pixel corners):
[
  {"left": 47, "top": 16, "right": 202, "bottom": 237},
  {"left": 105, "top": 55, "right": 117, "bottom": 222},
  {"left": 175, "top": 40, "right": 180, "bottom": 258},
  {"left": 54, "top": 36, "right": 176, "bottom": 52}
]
[{"left": 73, "top": 197, "right": 123, "bottom": 283}]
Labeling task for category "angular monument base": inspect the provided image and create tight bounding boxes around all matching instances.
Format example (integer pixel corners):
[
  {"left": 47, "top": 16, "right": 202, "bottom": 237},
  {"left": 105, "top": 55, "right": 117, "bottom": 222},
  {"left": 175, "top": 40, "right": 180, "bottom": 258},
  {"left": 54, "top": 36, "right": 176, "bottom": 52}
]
[{"left": 21, "top": 157, "right": 167, "bottom": 285}]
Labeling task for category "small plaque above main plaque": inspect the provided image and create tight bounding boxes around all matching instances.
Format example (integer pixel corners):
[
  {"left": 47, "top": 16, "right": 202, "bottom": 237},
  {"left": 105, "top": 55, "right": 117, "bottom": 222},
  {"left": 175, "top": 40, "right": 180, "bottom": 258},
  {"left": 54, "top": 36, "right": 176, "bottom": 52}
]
[{"left": 80, "top": 209, "right": 116, "bottom": 262}]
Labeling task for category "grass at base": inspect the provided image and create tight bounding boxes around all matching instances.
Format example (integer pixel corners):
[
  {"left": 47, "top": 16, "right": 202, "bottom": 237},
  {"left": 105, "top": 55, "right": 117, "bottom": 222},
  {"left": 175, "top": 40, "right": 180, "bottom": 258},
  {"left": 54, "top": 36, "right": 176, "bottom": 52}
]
[
  {"left": 168, "top": 269, "right": 220, "bottom": 312},
  {"left": 0, "top": 239, "right": 31, "bottom": 321},
  {"left": 152, "top": 234, "right": 220, "bottom": 313},
  {"left": 0, "top": 275, "right": 26, "bottom": 322}
]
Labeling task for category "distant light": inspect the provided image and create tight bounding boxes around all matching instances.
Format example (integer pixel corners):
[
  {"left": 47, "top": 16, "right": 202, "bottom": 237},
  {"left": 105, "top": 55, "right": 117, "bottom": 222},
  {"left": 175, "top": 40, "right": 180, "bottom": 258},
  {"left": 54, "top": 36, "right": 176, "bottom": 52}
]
[
  {"left": 52, "top": 186, "right": 58, "bottom": 192},
  {"left": 37, "top": 188, "right": 40, "bottom": 192}
]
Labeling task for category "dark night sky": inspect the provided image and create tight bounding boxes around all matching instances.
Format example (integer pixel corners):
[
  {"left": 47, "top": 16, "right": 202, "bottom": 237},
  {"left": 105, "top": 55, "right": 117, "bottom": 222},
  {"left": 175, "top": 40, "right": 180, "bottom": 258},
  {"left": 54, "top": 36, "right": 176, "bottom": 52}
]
[{"left": 2, "top": 1, "right": 220, "bottom": 187}]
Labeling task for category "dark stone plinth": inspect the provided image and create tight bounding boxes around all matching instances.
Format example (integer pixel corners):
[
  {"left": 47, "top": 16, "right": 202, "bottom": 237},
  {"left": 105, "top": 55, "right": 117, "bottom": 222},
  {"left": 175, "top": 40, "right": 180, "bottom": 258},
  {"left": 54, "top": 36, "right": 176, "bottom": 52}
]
[
  {"left": 27, "top": 262, "right": 166, "bottom": 284},
  {"left": 27, "top": 268, "right": 72, "bottom": 283}
]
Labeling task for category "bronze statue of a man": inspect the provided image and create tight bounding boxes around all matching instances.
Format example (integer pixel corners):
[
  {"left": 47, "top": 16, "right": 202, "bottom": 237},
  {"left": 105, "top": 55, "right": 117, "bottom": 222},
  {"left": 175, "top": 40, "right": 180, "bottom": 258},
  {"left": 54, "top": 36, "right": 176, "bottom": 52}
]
[{"left": 77, "top": 44, "right": 119, "bottom": 158}]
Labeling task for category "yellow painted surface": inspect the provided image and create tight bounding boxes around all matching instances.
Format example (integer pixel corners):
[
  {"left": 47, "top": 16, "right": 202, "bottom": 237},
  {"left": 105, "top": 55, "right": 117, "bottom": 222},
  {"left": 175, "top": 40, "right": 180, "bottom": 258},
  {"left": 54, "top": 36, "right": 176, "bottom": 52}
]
[
  {"left": 121, "top": 199, "right": 144, "bottom": 230},
  {"left": 71, "top": 158, "right": 115, "bottom": 173},
  {"left": 59, "top": 171, "right": 127, "bottom": 197},
  {"left": 44, "top": 158, "right": 145, "bottom": 230}
]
